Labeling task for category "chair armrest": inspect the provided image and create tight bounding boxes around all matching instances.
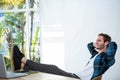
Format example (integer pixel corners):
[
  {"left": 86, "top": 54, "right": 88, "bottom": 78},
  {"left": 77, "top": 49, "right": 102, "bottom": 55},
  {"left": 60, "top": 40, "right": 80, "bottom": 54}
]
[{"left": 92, "top": 75, "right": 102, "bottom": 80}]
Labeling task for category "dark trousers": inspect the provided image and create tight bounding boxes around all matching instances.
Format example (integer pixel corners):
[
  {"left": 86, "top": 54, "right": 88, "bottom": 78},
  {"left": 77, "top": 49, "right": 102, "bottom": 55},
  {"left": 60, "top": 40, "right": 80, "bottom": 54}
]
[{"left": 23, "top": 60, "right": 79, "bottom": 79}]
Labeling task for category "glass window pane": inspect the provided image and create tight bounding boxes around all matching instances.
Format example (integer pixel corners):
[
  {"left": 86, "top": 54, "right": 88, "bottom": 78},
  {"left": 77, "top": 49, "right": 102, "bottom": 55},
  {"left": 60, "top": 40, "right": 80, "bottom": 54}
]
[
  {"left": 0, "top": 0, "right": 41, "bottom": 65},
  {"left": 0, "top": 12, "right": 26, "bottom": 69},
  {"left": 0, "top": 0, "right": 25, "bottom": 10},
  {"left": 29, "top": 11, "right": 40, "bottom": 63},
  {"left": 0, "top": 12, "right": 26, "bottom": 52},
  {"left": 29, "top": 0, "right": 39, "bottom": 9}
]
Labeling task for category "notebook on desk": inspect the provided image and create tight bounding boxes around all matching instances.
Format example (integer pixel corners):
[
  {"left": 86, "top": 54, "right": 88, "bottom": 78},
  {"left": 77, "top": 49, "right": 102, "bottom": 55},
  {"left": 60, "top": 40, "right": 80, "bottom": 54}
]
[{"left": 0, "top": 54, "right": 28, "bottom": 78}]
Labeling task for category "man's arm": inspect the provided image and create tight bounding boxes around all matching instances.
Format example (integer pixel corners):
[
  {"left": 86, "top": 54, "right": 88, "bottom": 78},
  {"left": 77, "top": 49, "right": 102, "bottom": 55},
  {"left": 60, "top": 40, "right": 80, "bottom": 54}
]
[
  {"left": 87, "top": 42, "right": 98, "bottom": 56},
  {"left": 106, "top": 41, "right": 117, "bottom": 57},
  {"left": 105, "top": 41, "right": 117, "bottom": 67}
]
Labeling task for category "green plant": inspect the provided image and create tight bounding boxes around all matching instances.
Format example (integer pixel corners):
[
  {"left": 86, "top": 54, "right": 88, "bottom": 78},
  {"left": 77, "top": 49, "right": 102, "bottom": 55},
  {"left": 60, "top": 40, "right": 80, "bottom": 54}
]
[
  {"left": 4, "top": 56, "right": 11, "bottom": 70},
  {"left": 0, "top": 12, "right": 26, "bottom": 69},
  {"left": 0, "top": 23, "right": 11, "bottom": 68},
  {"left": 0, "top": 23, "right": 5, "bottom": 48},
  {"left": 31, "top": 27, "right": 40, "bottom": 63},
  {"left": 0, "top": 0, "right": 41, "bottom": 65}
]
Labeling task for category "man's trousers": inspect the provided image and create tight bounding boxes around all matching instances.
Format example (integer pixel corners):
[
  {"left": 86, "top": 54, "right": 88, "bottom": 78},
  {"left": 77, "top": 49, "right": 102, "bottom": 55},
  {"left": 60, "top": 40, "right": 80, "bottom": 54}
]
[{"left": 23, "top": 60, "right": 79, "bottom": 79}]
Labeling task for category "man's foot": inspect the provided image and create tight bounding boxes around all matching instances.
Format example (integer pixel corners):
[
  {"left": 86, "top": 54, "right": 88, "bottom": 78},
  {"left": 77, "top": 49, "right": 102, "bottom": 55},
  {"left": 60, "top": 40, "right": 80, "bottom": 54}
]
[{"left": 12, "top": 45, "right": 24, "bottom": 71}]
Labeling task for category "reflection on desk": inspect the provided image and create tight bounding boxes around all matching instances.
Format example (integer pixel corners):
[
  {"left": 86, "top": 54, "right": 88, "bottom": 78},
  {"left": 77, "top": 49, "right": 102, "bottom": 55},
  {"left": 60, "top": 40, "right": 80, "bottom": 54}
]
[{"left": 0, "top": 72, "right": 80, "bottom": 80}]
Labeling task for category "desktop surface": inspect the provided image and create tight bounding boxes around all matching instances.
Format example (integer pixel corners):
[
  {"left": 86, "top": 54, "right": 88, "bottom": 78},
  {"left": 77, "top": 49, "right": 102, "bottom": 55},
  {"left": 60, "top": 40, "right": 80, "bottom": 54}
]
[{"left": 0, "top": 72, "right": 80, "bottom": 80}]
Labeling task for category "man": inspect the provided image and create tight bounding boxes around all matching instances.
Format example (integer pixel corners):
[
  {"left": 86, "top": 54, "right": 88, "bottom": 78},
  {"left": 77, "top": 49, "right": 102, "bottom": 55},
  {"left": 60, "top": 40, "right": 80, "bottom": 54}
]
[{"left": 12, "top": 33, "right": 117, "bottom": 80}]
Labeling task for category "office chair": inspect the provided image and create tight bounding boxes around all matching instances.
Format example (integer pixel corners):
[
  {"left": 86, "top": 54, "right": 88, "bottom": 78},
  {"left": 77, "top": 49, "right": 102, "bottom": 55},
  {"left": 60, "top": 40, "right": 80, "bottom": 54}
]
[{"left": 92, "top": 75, "right": 102, "bottom": 80}]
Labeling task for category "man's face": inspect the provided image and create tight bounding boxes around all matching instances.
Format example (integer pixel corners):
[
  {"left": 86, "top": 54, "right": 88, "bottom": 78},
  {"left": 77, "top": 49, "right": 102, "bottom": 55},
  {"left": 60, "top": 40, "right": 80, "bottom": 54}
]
[{"left": 95, "top": 36, "right": 106, "bottom": 50}]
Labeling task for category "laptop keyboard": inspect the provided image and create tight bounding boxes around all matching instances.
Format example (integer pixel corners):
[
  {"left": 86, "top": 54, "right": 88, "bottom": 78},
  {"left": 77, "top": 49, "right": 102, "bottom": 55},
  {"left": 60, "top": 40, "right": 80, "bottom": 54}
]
[{"left": 7, "top": 71, "right": 28, "bottom": 78}]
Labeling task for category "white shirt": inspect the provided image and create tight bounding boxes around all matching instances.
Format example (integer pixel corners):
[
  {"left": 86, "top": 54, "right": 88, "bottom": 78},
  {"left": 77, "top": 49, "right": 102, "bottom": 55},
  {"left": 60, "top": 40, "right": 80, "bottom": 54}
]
[{"left": 75, "top": 54, "right": 98, "bottom": 80}]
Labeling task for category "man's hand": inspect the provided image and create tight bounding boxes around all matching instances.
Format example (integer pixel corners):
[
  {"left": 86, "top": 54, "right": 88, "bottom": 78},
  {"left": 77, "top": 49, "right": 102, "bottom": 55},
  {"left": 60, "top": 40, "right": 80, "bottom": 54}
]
[{"left": 93, "top": 43, "right": 96, "bottom": 48}]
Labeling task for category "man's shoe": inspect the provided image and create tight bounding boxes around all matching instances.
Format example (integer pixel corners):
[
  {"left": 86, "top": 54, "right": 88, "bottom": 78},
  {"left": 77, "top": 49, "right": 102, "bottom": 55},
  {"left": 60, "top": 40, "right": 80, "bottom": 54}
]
[
  {"left": 12, "top": 45, "right": 24, "bottom": 71},
  {"left": 13, "top": 56, "right": 21, "bottom": 71},
  {"left": 13, "top": 45, "right": 24, "bottom": 60}
]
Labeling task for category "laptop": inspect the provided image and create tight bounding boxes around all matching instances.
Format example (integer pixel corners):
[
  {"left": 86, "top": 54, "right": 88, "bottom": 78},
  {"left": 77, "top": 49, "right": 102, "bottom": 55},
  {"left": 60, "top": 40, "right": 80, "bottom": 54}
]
[{"left": 0, "top": 54, "right": 28, "bottom": 78}]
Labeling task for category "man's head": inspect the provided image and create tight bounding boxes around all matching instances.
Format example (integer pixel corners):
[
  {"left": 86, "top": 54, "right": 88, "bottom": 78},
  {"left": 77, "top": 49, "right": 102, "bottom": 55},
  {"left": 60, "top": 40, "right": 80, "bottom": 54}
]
[{"left": 95, "top": 33, "right": 111, "bottom": 50}]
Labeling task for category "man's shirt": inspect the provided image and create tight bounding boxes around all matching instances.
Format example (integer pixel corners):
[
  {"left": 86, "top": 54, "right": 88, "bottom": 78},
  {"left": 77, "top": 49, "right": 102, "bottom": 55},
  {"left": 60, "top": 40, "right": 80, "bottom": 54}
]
[
  {"left": 87, "top": 41, "right": 117, "bottom": 80},
  {"left": 75, "top": 54, "right": 98, "bottom": 80},
  {"left": 75, "top": 41, "right": 117, "bottom": 80}
]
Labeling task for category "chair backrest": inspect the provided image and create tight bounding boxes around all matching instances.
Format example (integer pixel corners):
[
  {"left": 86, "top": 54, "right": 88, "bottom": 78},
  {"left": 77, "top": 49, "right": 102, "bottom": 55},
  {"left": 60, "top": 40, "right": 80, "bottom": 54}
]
[{"left": 92, "top": 75, "right": 102, "bottom": 80}]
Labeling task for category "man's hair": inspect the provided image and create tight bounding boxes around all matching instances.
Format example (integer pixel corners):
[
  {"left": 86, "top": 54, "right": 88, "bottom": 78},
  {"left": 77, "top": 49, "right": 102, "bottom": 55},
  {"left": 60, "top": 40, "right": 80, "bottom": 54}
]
[{"left": 98, "top": 33, "right": 111, "bottom": 42}]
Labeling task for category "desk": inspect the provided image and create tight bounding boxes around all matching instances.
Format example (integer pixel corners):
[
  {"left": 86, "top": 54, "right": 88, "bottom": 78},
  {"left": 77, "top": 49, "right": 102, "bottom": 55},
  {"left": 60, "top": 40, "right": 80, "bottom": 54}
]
[{"left": 0, "top": 72, "right": 80, "bottom": 80}]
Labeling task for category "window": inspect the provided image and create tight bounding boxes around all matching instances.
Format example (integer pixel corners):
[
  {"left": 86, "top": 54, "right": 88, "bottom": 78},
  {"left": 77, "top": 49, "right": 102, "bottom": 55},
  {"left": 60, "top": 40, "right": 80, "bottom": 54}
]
[{"left": 0, "top": 0, "right": 40, "bottom": 69}]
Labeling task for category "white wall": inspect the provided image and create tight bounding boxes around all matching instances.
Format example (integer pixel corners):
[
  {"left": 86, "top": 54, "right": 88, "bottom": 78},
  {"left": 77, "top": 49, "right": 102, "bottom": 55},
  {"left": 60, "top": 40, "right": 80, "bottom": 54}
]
[
  {"left": 40, "top": 0, "right": 65, "bottom": 69},
  {"left": 40, "top": 0, "right": 120, "bottom": 79}
]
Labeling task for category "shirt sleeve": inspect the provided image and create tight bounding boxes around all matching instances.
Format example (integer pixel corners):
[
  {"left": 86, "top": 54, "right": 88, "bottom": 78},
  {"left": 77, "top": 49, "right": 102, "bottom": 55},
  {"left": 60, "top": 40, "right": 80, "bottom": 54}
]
[
  {"left": 106, "top": 41, "right": 117, "bottom": 59},
  {"left": 87, "top": 42, "right": 98, "bottom": 56},
  {"left": 105, "top": 41, "right": 117, "bottom": 67}
]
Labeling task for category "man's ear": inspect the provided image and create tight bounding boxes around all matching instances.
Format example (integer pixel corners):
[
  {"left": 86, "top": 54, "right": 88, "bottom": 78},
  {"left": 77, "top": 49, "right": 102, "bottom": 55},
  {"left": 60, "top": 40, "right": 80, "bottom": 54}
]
[{"left": 105, "top": 41, "right": 109, "bottom": 46}]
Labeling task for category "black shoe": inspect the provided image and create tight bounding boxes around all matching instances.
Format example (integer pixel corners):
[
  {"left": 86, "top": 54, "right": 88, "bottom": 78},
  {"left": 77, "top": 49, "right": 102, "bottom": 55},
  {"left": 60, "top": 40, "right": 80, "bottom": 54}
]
[
  {"left": 13, "top": 56, "right": 21, "bottom": 71},
  {"left": 12, "top": 45, "right": 24, "bottom": 71},
  {"left": 13, "top": 45, "right": 24, "bottom": 60}
]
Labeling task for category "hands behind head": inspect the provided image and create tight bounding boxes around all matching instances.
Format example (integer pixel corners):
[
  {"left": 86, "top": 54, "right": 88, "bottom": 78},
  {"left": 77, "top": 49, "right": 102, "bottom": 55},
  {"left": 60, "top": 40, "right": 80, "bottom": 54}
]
[{"left": 93, "top": 43, "right": 97, "bottom": 48}]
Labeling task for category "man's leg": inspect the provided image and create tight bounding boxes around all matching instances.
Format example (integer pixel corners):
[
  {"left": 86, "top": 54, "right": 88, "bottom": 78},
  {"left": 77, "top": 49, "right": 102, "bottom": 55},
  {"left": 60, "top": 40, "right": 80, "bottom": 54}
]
[
  {"left": 22, "top": 58, "right": 79, "bottom": 79},
  {"left": 12, "top": 45, "right": 79, "bottom": 79}
]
